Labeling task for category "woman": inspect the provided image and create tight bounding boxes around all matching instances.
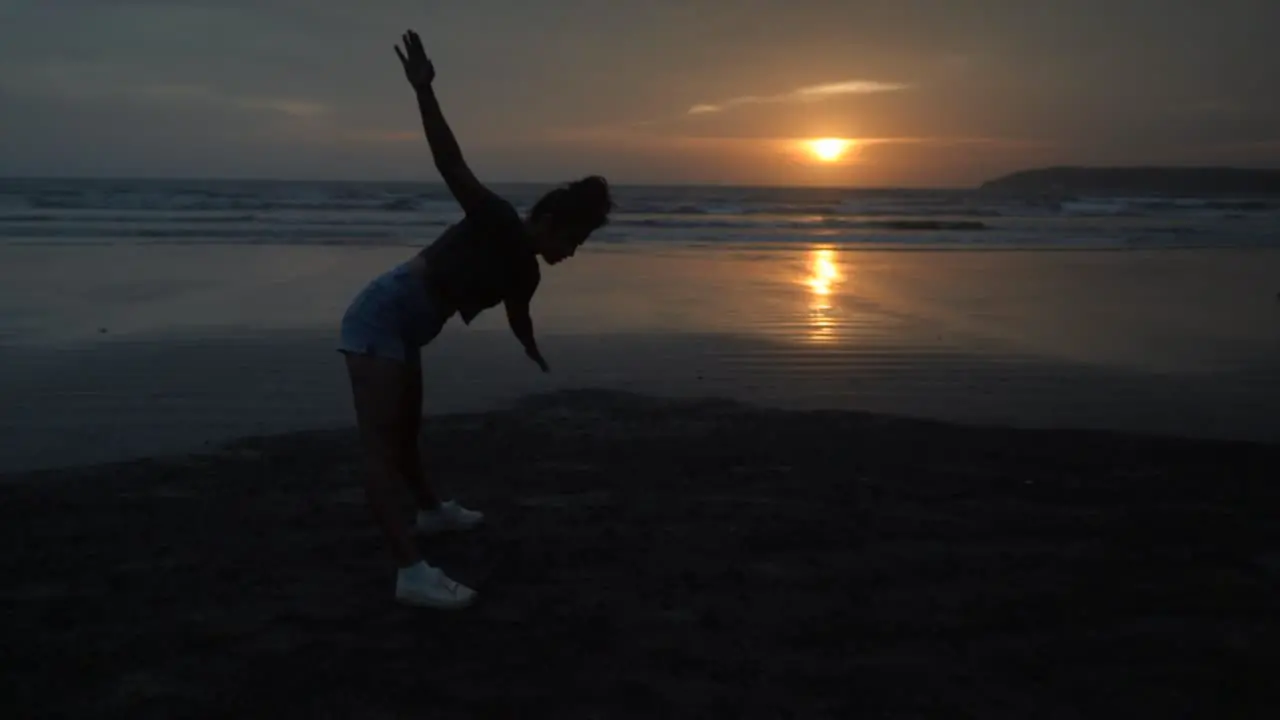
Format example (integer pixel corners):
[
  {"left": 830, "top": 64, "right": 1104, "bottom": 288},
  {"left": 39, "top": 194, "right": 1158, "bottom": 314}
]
[{"left": 337, "top": 30, "right": 614, "bottom": 609}]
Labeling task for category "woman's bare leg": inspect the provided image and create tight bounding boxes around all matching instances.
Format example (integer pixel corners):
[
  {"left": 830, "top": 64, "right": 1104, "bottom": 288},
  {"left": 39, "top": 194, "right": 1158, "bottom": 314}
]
[
  {"left": 343, "top": 352, "right": 420, "bottom": 568},
  {"left": 400, "top": 358, "right": 442, "bottom": 511}
]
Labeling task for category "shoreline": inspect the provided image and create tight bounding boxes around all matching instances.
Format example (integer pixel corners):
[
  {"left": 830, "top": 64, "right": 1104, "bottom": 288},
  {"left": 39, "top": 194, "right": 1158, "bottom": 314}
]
[
  {"left": 4, "top": 387, "right": 1279, "bottom": 484},
  {"left": 3, "top": 390, "right": 1277, "bottom": 717}
]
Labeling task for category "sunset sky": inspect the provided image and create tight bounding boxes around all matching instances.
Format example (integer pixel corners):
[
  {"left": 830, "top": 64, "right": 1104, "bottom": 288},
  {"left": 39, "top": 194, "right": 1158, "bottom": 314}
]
[{"left": 1, "top": 0, "right": 1277, "bottom": 187}]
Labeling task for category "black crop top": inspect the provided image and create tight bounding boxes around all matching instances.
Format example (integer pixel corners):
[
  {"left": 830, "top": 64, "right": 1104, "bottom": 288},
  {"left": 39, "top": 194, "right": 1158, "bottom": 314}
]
[{"left": 417, "top": 191, "right": 541, "bottom": 324}]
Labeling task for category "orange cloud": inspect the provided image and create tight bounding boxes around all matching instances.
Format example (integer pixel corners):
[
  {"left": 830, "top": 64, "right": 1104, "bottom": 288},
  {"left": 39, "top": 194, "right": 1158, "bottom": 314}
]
[{"left": 689, "top": 79, "right": 912, "bottom": 115}]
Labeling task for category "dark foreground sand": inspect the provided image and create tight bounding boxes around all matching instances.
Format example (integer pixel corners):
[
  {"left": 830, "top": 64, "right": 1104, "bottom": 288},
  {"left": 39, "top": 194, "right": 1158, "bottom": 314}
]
[{"left": 2, "top": 390, "right": 1278, "bottom": 718}]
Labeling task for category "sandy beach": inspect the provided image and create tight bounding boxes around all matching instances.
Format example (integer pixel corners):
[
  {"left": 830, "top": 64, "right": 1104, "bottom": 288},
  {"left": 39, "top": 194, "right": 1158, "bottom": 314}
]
[
  {"left": 2, "top": 389, "right": 1278, "bottom": 717},
  {"left": 3, "top": 242, "right": 1279, "bottom": 715}
]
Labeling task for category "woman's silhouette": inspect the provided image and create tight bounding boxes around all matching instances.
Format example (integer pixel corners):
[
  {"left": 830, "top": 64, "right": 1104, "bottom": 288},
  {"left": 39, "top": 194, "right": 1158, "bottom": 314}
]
[{"left": 337, "top": 30, "right": 614, "bottom": 608}]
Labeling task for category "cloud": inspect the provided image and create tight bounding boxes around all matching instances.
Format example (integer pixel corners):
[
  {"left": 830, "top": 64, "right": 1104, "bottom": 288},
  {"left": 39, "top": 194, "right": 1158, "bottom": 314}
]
[
  {"left": 131, "top": 83, "right": 327, "bottom": 117},
  {"left": 0, "top": 62, "right": 328, "bottom": 119},
  {"left": 688, "top": 79, "right": 911, "bottom": 115},
  {"left": 342, "top": 130, "right": 420, "bottom": 143}
]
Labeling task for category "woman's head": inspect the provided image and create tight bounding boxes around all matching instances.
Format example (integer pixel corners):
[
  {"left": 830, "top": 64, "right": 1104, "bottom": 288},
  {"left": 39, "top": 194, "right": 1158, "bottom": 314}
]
[{"left": 527, "top": 175, "right": 613, "bottom": 264}]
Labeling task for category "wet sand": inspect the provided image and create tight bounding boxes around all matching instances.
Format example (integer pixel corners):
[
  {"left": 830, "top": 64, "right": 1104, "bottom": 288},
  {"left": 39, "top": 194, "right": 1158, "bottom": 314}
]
[
  {"left": 3, "top": 245, "right": 1280, "bottom": 472},
  {"left": 2, "top": 390, "right": 1278, "bottom": 718}
]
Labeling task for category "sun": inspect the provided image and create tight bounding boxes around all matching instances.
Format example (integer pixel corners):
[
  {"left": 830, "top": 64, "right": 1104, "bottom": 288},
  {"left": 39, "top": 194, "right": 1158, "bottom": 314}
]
[{"left": 807, "top": 138, "right": 853, "bottom": 163}]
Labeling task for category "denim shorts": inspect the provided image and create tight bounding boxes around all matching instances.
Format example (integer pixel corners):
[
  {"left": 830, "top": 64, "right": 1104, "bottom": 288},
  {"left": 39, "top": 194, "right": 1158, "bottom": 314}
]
[{"left": 337, "top": 261, "right": 450, "bottom": 363}]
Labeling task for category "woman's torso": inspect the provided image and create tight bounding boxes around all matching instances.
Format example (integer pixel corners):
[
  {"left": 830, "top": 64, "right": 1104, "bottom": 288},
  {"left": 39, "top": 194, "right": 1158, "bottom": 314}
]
[{"left": 412, "top": 194, "right": 540, "bottom": 324}]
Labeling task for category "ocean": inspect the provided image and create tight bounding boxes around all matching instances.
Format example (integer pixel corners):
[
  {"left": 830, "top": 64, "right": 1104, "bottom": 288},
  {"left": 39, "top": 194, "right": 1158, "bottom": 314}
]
[
  {"left": 3, "top": 177, "right": 1279, "bottom": 250},
  {"left": 2, "top": 177, "right": 1279, "bottom": 472}
]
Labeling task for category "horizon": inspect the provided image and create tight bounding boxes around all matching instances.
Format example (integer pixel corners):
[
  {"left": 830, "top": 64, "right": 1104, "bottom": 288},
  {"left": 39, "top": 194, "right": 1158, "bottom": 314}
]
[
  {"left": 6, "top": 164, "right": 1279, "bottom": 194},
  {"left": 0, "top": 172, "right": 980, "bottom": 192},
  {"left": 0, "top": 170, "right": 974, "bottom": 191},
  {"left": 3, "top": 1, "right": 1278, "bottom": 186}
]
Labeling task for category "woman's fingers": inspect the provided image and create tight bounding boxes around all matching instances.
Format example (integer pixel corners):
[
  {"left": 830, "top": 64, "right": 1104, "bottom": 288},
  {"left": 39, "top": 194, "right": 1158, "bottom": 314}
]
[{"left": 396, "top": 30, "right": 428, "bottom": 70}]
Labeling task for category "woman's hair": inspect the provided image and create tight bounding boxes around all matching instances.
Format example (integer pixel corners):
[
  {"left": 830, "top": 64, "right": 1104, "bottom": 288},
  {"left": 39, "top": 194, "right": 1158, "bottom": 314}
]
[{"left": 529, "top": 175, "right": 614, "bottom": 232}]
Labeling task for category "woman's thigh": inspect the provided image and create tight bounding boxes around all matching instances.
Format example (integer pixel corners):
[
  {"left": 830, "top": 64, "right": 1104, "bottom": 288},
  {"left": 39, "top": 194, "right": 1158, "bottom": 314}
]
[{"left": 343, "top": 352, "right": 417, "bottom": 446}]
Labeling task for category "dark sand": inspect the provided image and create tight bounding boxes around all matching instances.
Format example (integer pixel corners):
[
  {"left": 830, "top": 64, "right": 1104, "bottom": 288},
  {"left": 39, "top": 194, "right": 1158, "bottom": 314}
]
[{"left": 2, "top": 390, "right": 1278, "bottom": 718}]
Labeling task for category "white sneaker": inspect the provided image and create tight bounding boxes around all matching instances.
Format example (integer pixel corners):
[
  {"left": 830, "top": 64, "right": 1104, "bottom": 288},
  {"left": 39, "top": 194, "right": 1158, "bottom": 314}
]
[
  {"left": 415, "top": 500, "right": 484, "bottom": 536},
  {"left": 395, "top": 561, "right": 476, "bottom": 610}
]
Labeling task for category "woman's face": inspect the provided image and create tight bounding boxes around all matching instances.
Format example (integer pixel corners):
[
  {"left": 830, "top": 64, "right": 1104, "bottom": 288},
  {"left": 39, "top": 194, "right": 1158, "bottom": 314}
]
[{"left": 534, "top": 217, "right": 590, "bottom": 264}]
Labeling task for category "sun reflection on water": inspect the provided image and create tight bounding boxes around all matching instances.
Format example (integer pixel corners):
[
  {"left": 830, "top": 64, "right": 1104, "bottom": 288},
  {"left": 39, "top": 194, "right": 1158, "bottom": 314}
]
[{"left": 804, "top": 247, "right": 845, "bottom": 342}]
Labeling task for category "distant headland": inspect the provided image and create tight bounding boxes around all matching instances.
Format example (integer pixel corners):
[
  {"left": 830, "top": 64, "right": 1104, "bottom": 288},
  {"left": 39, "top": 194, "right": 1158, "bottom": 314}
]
[{"left": 980, "top": 167, "right": 1280, "bottom": 195}]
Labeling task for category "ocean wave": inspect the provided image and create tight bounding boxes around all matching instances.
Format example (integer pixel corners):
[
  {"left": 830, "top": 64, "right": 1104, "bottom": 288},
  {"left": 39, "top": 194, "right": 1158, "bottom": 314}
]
[
  {"left": 3, "top": 180, "right": 1277, "bottom": 252},
  {"left": 0, "top": 212, "right": 451, "bottom": 228},
  {"left": 24, "top": 196, "right": 444, "bottom": 213},
  {"left": 0, "top": 212, "right": 260, "bottom": 224},
  {"left": 615, "top": 201, "right": 1001, "bottom": 218},
  {"left": 10, "top": 187, "right": 1271, "bottom": 221},
  {"left": 4, "top": 181, "right": 454, "bottom": 214},
  {"left": 1058, "top": 197, "right": 1278, "bottom": 217},
  {"left": 4, "top": 226, "right": 1272, "bottom": 250},
  {"left": 615, "top": 217, "right": 990, "bottom": 231},
  {"left": 0, "top": 225, "right": 431, "bottom": 242},
  {"left": 3, "top": 238, "right": 425, "bottom": 248}
]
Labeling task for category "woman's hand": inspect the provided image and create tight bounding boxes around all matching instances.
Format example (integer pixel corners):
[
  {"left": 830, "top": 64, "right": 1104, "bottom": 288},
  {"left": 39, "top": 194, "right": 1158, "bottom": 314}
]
[{"left": 394, "top": 30, "right": 435, "bottom": 91}]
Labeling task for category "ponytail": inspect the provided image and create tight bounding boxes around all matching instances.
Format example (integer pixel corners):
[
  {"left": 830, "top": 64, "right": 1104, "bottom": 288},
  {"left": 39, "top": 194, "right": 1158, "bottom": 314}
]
[{"left": 530, "top": 176, "right": 614, "bottom": 231}]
